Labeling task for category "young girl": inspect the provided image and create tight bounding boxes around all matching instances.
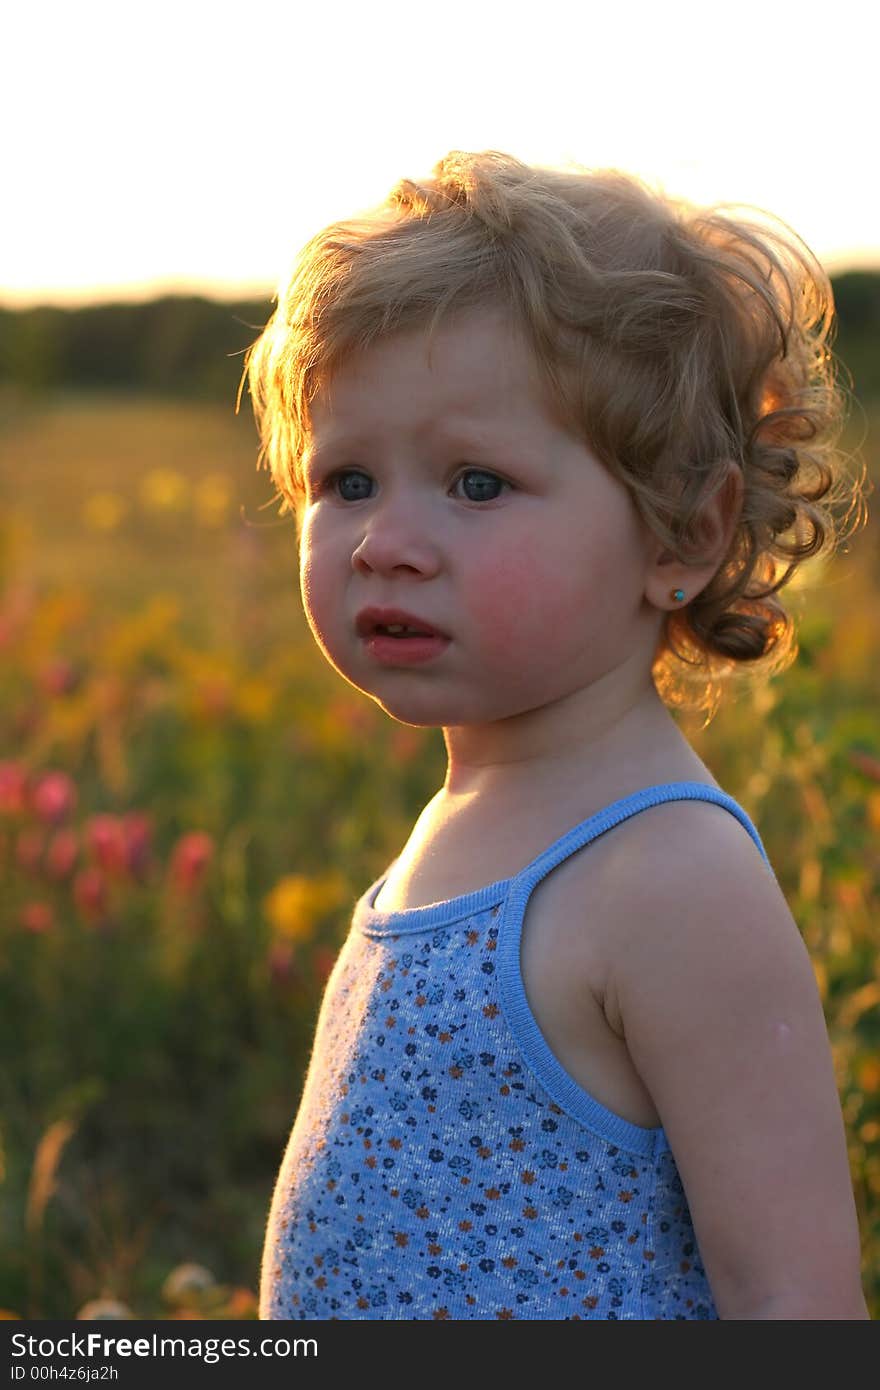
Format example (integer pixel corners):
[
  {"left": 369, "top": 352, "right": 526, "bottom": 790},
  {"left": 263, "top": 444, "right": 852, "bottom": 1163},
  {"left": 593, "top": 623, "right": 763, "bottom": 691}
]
[{"left": 245, "top": 151, "right": 869, "bottom": 1319}]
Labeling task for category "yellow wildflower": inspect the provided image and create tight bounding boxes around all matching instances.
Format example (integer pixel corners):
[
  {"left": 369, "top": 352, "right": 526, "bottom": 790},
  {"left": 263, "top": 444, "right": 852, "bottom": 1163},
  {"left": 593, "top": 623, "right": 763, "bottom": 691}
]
[
  {"left": 139, "top": 468, "right": 187, "bottom": 514},
  {"left": 857, "top": 1059, "right": 880, "bottom": 1095},
  {"left": 193, "top": 474, "right": 233, "bottom": 529},
  {"left": 82, "top": 492, "right": 128, "bottom": 532},
  {"left": 263, "top": 873, "right": 347, "bottom": 943},
  {"left": 235, "top": 677, "right": 276, "bottom": 724}
]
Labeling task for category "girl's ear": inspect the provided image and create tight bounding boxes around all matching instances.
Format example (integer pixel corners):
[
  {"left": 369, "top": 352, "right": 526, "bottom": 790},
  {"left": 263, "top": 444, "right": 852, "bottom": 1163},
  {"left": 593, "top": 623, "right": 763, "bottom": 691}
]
[
  {"left": 645, "top": 462, "right": 744, "bottom": 610},
  {"left": 693, "top": 462, "right": 744, "bottom": 564}
]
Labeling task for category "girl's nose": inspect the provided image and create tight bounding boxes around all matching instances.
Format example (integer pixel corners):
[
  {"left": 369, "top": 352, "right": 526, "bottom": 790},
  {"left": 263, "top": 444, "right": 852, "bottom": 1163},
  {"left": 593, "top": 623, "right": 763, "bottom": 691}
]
[{"left": 351, "top": 503, "right": 441, "bottom": 577}]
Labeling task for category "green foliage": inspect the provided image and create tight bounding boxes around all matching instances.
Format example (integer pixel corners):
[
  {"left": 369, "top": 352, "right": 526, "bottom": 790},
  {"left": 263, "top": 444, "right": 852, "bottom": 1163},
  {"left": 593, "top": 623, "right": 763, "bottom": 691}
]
[
  {"left": 0, "top": 296, "right": 273, "bottom": 403},
  {"left": 832, "top": 271, "right": 880, "bottom": 402}
]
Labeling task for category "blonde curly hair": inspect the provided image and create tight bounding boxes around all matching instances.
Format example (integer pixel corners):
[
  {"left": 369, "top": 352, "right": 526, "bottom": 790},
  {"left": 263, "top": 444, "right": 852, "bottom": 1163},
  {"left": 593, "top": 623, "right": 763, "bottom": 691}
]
[{"left": 243, "top": 149, "right": 869, "bottom": 722}]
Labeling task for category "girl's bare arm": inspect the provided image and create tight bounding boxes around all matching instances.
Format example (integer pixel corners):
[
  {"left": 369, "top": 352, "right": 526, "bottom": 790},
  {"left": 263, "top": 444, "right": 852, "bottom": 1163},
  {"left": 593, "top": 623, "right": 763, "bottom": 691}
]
[{"left": 605, "top": 804, "right": 869, "bottom": 1320}]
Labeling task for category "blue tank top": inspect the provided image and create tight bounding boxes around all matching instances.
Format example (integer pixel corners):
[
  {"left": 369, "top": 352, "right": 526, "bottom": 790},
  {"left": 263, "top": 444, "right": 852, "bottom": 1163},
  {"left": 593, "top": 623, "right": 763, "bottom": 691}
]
[{"left": 260, "top": 781, "right": 773, "bottom": 1320}]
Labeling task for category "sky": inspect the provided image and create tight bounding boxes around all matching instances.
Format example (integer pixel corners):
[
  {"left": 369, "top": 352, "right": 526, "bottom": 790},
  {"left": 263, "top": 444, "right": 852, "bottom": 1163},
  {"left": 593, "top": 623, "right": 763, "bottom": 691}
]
[{"left": 4, "top": 0, "right": 878, "bottom": 308}]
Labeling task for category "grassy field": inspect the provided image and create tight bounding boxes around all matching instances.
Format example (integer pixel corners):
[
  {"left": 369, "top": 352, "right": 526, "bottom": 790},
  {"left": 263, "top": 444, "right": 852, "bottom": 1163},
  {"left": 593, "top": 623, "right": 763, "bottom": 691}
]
[{"left": 1, "top": 388, "right": 878, "bottom": 1319}]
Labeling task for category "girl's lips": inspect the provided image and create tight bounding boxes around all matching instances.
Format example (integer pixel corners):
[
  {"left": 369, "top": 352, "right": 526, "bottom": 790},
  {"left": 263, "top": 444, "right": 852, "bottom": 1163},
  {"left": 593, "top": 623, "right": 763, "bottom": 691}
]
[{"left": 361, "top": 632, "right": 451, "bottom": 665}]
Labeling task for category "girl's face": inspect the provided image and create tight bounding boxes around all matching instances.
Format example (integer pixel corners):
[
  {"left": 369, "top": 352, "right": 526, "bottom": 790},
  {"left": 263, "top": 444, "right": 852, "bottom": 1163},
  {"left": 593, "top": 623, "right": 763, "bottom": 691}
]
[{"left": 297, "top": 305, "right": 662, "bottom": 729}]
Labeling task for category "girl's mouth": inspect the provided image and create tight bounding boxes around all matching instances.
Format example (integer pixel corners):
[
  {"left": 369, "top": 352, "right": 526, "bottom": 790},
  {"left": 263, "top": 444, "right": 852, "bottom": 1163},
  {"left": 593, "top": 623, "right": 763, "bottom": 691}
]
[{"left": 362, "top": 631, "right": 451, "bottom": 665}]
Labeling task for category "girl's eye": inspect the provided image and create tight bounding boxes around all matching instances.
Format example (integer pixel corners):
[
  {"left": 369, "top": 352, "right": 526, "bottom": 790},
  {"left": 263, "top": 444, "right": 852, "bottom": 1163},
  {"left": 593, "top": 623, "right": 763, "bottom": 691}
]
[
  {"left": 452, "top": 469, "right": 509, "bottom": 503},
  {"left": 316, "top": 470, "right": 373, "bottom": 502},
  {"left": 313, "top": 467, "right": 509, "bottom": 504}
]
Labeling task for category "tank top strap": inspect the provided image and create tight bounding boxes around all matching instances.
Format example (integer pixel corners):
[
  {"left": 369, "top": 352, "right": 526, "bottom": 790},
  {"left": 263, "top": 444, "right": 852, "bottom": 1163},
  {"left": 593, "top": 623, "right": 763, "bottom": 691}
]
[{"left": 512, "top": 780, "right": 772, "bottom": 896}]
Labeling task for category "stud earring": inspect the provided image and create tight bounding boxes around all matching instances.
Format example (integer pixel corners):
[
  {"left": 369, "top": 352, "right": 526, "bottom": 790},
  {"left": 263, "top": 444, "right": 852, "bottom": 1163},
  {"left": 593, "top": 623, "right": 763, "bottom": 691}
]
[{"left": 670, "top": 589, "right": 685, "bottom": 603}]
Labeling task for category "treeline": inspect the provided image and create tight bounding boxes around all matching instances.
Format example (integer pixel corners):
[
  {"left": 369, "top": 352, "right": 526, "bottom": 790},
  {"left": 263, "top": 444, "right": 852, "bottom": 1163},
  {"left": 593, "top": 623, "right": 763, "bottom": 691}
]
[
  {"left": 0, "top": 295, "right": 273, "bottom": 403},
  {"left": 0, "top": 270, "right": 878, "bottom": 404}
]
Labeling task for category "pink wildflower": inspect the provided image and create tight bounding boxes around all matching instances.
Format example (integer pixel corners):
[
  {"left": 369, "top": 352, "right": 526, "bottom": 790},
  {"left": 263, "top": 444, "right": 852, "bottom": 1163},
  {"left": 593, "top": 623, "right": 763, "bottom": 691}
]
[
  {"left": 39, "top": 659, "right": 82, "bottom": 697},
  {"left": 169, "top": 831, "right": 215, "bottom": 894},
  {"left": 84, "top": 815, "right": 128, "bottom": 876},
  {"left": 0, "top": 762, "right": 30, "bottom": 816},
  {"left": 73, "top": 866, "right": 108, "bottom": 923},
  {"left": 121, "top": 811, "right": 154, "bottom": 880},
  {"left": 20, "top": 901, "right": 54, "bottom": 933},
  {"left": 849, "top": 749, "right": 880, "bottom": 782},
  {"left": 31, "top": 771, "right": 78, "bottom": 826},
  {"left": 267, "top": 941, "right": 296, "bottom": 987},
  {"left": 46, "top": 827, "right": 79, "bottom": 880}
]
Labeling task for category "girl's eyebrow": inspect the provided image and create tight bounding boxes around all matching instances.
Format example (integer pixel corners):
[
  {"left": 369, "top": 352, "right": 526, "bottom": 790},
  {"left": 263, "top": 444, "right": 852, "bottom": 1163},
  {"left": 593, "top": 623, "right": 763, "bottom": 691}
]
[{"left": 305, "top": 421, "right": 513, "bottom": 468}]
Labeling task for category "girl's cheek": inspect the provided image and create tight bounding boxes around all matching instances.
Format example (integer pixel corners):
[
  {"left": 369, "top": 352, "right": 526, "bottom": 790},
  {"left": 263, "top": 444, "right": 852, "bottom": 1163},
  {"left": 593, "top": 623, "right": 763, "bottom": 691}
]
[
  {"left": 468, "top": 543, "right": 569, "bottom": 659},
  {"left": 299, "top": 545, "right": 338, "bottom": 646}
]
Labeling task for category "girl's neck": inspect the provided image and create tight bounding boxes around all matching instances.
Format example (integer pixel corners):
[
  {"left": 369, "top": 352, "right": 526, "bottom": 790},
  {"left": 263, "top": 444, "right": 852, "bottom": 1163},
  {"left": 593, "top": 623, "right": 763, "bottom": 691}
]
[{"left": 440, "top": 680, "right": 688, "bottom": 806}]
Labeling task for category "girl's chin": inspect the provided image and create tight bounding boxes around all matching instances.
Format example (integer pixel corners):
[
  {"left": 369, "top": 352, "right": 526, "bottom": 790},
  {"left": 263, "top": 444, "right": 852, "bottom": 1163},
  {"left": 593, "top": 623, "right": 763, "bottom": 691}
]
[
  {"left": 323, "top": 669, "right": 443, "bottom": 724},
  {"left": 370, "top": 696, "right": 452, "bottom": 727},
  {"left": 328, "top": 652, "right": 529, "bottom": 726}
]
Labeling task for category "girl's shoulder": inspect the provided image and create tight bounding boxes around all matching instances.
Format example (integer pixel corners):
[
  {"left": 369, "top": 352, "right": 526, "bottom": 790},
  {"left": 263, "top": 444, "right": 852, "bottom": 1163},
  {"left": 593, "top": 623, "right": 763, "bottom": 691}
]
[
  {"left": 599, "top": 788, "right": 792, "bottom": 1040},
  {"left": 597, "top": 787, "right": 777, "bottom": 953},
  {"left": 553, "top": 762, "right": 767, "bottom": 913},
  {"left": 621, "top": 787, "right": 769, "bottom": 879}
]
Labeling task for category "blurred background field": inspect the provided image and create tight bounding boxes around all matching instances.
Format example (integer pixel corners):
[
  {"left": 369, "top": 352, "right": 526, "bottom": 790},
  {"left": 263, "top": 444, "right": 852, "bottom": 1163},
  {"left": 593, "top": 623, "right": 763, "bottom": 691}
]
[{"left": 1, "top": 283, "right": 879, "bottom": 1319}]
